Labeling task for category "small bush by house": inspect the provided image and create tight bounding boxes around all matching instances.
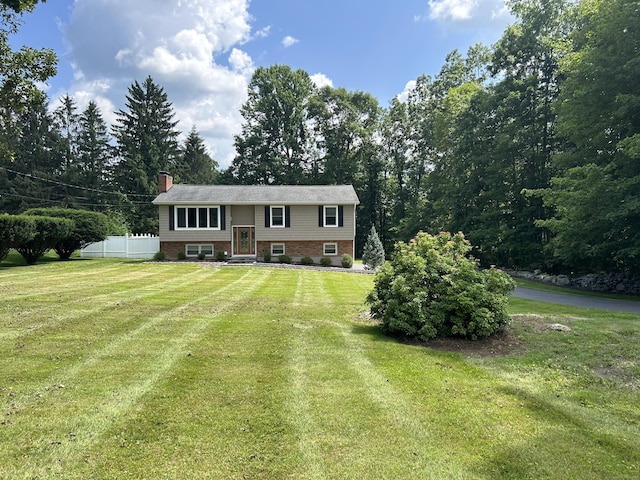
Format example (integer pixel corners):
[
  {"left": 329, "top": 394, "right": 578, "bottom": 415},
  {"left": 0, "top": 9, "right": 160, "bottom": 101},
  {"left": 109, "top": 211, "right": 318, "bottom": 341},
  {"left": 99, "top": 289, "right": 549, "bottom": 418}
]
[{"left": 278, "top": 254, "right": 292, "bottom": 264}]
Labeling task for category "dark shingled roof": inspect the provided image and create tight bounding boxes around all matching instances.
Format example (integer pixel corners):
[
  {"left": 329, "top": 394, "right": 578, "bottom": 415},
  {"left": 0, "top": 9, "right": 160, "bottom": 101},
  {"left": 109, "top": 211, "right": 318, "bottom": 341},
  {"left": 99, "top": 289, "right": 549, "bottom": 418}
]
[{"left": 153, "top": 184, "right": 360, "bottom": 205}]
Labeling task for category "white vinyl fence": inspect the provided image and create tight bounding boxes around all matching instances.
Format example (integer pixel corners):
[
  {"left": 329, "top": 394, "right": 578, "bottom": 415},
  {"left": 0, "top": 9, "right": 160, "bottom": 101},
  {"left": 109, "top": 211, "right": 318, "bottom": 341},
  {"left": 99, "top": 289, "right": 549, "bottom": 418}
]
[{"left": 80, "top": 234, "right": 159, "bottom": 259}]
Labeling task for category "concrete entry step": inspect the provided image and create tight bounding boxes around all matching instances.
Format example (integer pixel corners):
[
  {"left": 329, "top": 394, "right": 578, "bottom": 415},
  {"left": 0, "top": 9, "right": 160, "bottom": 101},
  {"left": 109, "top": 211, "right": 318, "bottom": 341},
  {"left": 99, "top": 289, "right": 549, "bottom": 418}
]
[{"left": 226, "top": 256, "right": 257, "bottom": 264}]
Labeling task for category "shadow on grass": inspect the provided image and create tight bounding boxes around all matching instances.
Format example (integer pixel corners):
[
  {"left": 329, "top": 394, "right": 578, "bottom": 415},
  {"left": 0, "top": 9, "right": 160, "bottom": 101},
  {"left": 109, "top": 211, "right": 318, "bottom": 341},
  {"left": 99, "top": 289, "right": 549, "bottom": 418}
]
[
  {"left": 472, "top": 384, "right": 640, "bottom": 479},
  {"left": 0, "top": 251, "right": 146, "bottom": 269},
  {"left": 351, "top": 320, "right": 523, "bottom": 358}
]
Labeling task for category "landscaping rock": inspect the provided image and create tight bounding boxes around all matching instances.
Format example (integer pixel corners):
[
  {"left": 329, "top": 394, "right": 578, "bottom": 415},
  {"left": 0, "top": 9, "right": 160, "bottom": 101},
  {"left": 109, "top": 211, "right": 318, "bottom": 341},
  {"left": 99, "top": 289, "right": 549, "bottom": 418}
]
[{"left": 548, "top": 323, "right": 572, "bottom": 332}]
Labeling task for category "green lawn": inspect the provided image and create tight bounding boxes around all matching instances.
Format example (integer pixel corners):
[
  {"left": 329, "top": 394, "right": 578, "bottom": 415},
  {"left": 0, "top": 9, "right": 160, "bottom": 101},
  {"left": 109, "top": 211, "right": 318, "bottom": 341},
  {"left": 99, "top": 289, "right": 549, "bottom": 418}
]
[{"left": 1, "top": 258, "right": 638, "bottom": 479}]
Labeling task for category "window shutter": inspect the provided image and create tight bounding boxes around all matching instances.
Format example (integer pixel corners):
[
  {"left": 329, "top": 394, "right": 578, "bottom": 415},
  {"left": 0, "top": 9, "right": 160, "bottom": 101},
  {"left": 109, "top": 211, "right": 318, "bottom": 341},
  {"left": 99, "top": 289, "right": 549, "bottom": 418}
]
[
  {"left": 285, "top": 206, "right": 291, "bottom": 228},
  {"left": 338, "top": 206, "right": 344, "bottom": 227},
  {"left": 318, "top": 206, "right": 323, "bottom": 227},
  {"left": 220, "top": 206, "right": 226, "bottom": 230},
  {"left": 265, "top": 206, "right": 270, "bottom": 228},
  {"left": 169, "top": 205, "right": 175, "bottom": 231}
]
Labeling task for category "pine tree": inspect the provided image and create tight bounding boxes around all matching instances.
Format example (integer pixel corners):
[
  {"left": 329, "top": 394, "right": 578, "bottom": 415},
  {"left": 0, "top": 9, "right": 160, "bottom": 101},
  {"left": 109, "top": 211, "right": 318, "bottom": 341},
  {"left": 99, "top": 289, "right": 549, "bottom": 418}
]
[
  {"left": 76, "top": 100, "right": 112, "bottom": 208},
  {"left": 362, "top": 225, "right": 385, "bottom": 270},
  {"left": 112, "top": 76, "right": 180, "bottom": 233},
  {"left": 175, "top": 126, "right": 219, "bottom": 184}
]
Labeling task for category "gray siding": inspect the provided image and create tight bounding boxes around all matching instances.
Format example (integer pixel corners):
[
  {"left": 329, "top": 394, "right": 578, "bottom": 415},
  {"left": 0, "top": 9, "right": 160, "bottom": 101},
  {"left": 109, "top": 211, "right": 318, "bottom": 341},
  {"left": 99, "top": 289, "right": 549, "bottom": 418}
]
[
  {"left": 158, "top": 204, "right": 355, "bottom": 243},
  {"left": 255, "top": 205, "right": 355, "bottom": 241},
  {"left": 157, "top": 205, "right": 231, "bottom": 242},
  {"left": 230, "top": 205, "right": 255, "bottom": 225}
]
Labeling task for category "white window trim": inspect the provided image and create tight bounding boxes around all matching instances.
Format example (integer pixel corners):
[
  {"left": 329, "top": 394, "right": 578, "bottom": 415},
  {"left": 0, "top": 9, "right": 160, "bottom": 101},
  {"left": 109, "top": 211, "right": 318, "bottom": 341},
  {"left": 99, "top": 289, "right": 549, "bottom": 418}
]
[
  {"left": 323, "top": 242, "right": 338, "bottom": 256},
  {"left": 271, "top": 243, "right": 285, "bottom": 255},
  {"left": 175, "top": 205, "right": 221, "bottom": 230},
  {"left": 323, "top": 205, "right": 338, "bottom": 227},
  {"left": 185, "top": 244, "right": 214, "bottom": 257},
  {"left": 270, "top": 205, "right": 285, "bottom": 228}
]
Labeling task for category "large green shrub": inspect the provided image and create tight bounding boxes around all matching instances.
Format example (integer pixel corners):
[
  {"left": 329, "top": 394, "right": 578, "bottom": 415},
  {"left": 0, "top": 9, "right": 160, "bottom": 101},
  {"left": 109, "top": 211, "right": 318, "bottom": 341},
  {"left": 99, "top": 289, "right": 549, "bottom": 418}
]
[
  {"left": 23, "top": 208, "right": 110, "bottom": 260},
  {"left": 366, "top": 232, "right": 515, "bottom": 341},
  {"left": 15, "top": 216, "right": 75, "bottom": 265},
  {"left": 0, "top": 214, "right": 37, "bottom": 261}
]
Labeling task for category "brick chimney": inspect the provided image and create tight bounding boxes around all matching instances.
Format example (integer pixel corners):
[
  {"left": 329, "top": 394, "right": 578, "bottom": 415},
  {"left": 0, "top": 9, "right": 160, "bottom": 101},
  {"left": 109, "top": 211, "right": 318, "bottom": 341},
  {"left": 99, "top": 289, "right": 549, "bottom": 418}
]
[{"left": 158, "top": 172, "right": 173, "bottom": 193}]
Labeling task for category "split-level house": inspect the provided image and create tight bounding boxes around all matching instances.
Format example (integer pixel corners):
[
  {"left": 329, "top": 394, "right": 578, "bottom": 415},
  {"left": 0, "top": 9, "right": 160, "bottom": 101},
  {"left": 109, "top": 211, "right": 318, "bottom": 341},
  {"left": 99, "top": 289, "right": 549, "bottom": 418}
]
[{"left": 152, "top": 173, "right": 360, "bottom": 265}]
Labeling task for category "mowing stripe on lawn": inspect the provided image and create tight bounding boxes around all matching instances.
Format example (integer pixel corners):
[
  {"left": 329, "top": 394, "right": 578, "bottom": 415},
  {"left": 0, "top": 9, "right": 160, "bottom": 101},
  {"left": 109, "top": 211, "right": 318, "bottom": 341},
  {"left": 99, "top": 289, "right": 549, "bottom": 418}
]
[
  {"left": 2, "top": 268, "right": 272, "bottom": 478},
  {"left": 0, "top": 265, "right": 217, "bottom": 342},
  {"left": 0, "top": 262, "right": 147, "bottom": 301}
]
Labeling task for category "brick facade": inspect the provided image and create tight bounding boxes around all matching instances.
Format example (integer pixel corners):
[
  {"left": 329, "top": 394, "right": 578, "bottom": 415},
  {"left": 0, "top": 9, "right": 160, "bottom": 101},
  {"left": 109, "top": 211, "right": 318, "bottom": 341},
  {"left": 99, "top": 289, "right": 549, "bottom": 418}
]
[
  {"left": 257, "top": 240, "right": 353, "bottom": 262},
  {"left": 160, "top": 241, "right": 231, "bottom": 260}
]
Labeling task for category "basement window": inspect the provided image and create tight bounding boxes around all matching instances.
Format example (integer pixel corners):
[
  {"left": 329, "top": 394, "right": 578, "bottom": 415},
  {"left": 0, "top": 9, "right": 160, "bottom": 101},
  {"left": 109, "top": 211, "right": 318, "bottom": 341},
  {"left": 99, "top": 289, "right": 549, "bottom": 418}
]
[
  {"left": 186, "top": 244, "right": 213, "bottom": 257},
  {"left": 271, "top": 243, "right": 285, "bottom": 255},
  {"left": 323, "top": 243, "right": 338, "bottom": 256}
]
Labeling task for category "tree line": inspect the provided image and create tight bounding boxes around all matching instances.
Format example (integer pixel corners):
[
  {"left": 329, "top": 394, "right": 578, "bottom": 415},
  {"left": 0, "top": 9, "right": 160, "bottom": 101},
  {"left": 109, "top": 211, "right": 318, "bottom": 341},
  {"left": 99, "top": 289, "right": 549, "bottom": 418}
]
[{"left": 1, "top": 0, "right": 638, "bottom": 274}]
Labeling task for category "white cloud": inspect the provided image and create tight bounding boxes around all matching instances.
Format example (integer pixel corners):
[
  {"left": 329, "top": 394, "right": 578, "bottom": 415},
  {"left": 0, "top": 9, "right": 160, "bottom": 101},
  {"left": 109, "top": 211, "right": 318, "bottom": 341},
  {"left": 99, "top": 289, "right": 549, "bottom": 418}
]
[
  {"left": 429, "top": 0, "right": 477, "bottom": 21},
  {"left": 310, "top": 73, "right": 333, "bottom": 89},
  {"left": 282, "top": 35, "right": 299, "bottom": 48},
  {"left": 418, "top": 0, "right": 511, "bottom": 27},
  {"left": 254, "top": 25, "right": 271, "bottom": 39},
  {"left": 62, "top": 0, "right": 255, "bottom": 168},
  {"left": 396, "top": 80, "right": 417, "bottom": 103}
]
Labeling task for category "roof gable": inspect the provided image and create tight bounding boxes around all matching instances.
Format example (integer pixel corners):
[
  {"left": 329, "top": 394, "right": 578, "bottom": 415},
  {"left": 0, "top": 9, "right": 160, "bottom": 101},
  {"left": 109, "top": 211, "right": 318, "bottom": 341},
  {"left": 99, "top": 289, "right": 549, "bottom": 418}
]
[{"left": 153, "top": 184, "right": 360, "bottom": 205}]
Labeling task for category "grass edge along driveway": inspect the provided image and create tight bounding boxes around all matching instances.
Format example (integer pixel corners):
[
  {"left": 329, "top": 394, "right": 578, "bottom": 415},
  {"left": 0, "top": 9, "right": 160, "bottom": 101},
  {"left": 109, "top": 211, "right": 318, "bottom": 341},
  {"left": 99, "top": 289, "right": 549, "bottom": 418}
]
[{"left": 1, "top": 259, "right": 638, "bottom": 479}]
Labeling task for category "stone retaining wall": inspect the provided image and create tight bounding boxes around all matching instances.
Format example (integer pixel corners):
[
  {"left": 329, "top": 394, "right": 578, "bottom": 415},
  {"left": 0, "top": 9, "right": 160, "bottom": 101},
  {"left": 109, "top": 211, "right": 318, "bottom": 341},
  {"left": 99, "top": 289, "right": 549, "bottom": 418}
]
[{"left": 506, "top": 269, "right": 640, "bottom": 295}]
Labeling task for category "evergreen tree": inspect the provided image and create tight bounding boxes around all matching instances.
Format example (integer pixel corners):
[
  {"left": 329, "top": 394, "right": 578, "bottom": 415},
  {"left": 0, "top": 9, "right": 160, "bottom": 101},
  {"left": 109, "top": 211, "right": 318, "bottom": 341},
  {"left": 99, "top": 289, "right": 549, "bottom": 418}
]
[
  {"left": 362, "top": 226, "right": 385, "bottom": 270},
  {"left": 0, "top": 94, "right": 62, "bottom": 213},
  {"left": 76, "top": 100, "right": 113, "bottom": 208},
  {"left": 112, "top": 76, "right": 180, "bottom": 233},
  {"left": 52, "top": 94, "right": 79, "bottom": 172},
  {"left": 174, "top": 126, "right": 219, "bottom": 184}
]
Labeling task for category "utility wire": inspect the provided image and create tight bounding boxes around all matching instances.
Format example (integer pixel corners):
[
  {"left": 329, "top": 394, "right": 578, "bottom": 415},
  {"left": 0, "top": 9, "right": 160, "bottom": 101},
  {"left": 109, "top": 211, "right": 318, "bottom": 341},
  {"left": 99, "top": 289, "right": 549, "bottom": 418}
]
[
  {"left": 0, "top": 166, "right": 157, "bottom": 198},
  {"left": 0, "top": 191, "right": 153, "bottom": 208}
]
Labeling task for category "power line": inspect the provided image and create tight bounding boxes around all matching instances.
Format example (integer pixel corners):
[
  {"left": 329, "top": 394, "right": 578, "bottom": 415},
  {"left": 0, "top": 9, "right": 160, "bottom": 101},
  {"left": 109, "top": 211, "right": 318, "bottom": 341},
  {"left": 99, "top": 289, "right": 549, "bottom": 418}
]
[
  {"left": 0, "top": 166, "right": 157, "bottom": 198},
  {"left": 0, "top": 191, "right": 152, "bottom": 208}
]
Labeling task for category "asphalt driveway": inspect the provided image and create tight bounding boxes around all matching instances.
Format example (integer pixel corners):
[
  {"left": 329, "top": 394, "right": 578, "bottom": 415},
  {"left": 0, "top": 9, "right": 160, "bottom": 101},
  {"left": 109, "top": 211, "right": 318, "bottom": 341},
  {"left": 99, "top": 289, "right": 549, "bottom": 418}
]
[{"left": 513, "top": 287, "right": 640, "bottom": 314}]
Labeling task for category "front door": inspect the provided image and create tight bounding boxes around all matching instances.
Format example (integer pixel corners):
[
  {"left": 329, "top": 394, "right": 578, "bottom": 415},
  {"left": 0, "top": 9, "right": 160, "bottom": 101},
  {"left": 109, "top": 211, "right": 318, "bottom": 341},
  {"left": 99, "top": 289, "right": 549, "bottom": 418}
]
[{"left": 234, "top": 226, "right": 255, "bottom": 255}]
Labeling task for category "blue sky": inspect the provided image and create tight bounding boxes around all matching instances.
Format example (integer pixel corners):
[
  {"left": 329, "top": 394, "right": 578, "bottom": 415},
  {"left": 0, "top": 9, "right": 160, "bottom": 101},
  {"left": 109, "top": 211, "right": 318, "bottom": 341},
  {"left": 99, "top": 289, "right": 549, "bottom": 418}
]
[{"left": 11, "top": 0, "right": 513, "bottom": 167}]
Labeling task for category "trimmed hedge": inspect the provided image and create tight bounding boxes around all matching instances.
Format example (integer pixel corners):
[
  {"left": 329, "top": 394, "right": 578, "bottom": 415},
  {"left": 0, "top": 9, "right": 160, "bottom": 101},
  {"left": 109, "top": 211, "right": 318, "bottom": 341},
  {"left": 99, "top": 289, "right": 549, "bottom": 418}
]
[
  {"left": 15, "top": 216, "right": 75, "bottom": 265},
  {"left": 23, "top": 207, "right": 109, "bottom": 260},
  {"left": 0, "top": 214, "right": 37, "bottom": 261}
]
